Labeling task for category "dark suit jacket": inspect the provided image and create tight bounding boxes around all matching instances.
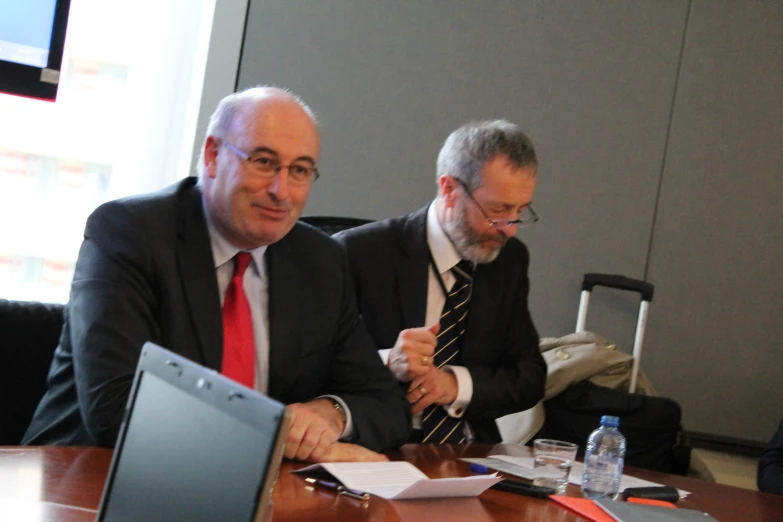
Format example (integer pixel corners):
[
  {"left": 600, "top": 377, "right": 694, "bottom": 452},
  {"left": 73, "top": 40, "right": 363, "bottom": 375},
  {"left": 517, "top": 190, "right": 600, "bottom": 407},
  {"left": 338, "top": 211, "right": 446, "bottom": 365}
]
[
  {"left": 759, "top": 418, "right": 783, "bottom": 495},
  {"left": 23, "top": 177, "right": 410, "bottom": 451},
  {"left": 334, "top": 205, "right": 546, "bottom": 443}
]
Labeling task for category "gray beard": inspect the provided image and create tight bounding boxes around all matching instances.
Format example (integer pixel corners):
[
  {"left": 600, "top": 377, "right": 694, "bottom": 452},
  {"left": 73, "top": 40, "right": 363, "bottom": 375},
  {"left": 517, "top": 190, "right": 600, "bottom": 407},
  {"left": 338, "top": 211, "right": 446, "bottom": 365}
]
[{"left": 441, "top": 201, "right": 507, "bottom": 264}]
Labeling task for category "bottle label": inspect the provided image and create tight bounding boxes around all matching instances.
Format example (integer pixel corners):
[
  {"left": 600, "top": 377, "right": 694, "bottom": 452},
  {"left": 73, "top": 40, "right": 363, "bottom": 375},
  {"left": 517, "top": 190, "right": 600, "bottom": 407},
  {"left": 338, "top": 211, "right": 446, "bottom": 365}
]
[{"left": 585, "top": 454, "right": 622, "bottom": 476}]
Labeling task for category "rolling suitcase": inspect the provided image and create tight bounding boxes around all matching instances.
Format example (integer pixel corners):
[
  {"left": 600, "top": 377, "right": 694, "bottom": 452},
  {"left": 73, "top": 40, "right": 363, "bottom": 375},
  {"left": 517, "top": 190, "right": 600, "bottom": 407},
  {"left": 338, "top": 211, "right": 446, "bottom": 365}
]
[{"left": 538, "top": 274, "right": 691, "bottom": 475}]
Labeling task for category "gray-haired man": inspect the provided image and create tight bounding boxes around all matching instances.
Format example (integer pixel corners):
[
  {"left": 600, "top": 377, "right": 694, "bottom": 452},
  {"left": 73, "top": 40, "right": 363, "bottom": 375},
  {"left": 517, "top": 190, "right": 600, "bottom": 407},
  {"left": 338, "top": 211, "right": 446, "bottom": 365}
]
[{"left": 335, "top": 120, "right": 546, "bottom": 444}]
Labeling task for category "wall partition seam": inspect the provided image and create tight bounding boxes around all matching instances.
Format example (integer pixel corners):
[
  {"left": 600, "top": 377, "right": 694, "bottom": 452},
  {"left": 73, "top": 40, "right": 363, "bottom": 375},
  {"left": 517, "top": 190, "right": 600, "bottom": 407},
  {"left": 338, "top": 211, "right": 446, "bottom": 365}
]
[
  {"left": 643, "top": 0, "right": 693, "bottom": 281},
  {"left": 234, "top": 0, "right": 254, "bottom": 92}
]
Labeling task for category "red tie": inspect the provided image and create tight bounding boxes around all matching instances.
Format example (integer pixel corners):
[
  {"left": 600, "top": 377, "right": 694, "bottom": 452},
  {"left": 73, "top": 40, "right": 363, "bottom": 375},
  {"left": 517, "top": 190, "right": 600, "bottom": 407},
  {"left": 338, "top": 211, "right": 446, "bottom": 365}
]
[{"left": 221, "top": 252, "right": 255, "bottom": 388}]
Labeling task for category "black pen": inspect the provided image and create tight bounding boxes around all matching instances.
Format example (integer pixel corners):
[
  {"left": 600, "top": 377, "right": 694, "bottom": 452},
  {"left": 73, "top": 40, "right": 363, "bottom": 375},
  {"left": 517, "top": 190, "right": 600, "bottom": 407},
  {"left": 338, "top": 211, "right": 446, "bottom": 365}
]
[
  {"left": 490, "top": 479, "right": 556, "bottom": 499},
  {"left": 304, "top": 477, "right": 370, "bottom": 501}
]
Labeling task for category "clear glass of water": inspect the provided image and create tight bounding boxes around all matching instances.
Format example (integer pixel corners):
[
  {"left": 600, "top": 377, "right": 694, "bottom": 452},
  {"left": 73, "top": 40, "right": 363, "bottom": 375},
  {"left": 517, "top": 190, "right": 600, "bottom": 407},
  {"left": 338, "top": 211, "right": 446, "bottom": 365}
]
[{"left": 532, "top": 439, "right": 579, "bottom": 494}]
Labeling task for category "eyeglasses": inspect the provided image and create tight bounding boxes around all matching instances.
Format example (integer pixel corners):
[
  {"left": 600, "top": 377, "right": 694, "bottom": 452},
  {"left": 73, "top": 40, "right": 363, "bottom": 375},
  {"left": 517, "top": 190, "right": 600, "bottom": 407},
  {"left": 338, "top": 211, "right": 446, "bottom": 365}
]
[
  {"left": 217, "top": 139, "right": 320, "bottom": 184},
  {"left": 453, "top": 177, "right": 539, "bottom": 229}
]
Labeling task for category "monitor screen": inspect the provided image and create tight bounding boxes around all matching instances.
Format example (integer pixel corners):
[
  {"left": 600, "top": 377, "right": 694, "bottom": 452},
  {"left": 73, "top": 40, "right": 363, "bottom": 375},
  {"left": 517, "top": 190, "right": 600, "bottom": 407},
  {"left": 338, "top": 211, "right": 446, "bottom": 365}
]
[
  {"left": 0, "top": 1, "right": 57, "bottom": 67},
  {"left": 0, "top": 0, "right": 71, "bottom": 100}
]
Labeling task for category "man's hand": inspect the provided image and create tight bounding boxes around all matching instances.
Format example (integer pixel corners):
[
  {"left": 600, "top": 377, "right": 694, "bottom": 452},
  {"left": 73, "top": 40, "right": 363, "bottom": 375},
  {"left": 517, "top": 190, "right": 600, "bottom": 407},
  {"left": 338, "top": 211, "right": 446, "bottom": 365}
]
[
  {"left": 387, "top": 323, "right": 439, "bottom": 381},
  {"left": 317, "top": 442, "right": 389, "bottom": 462},
  {"left": 285, "top": 399, "right": 345, "bottom": 462},
  {"left": 407, "top": 367, "right": 458, "bottom": 414}
]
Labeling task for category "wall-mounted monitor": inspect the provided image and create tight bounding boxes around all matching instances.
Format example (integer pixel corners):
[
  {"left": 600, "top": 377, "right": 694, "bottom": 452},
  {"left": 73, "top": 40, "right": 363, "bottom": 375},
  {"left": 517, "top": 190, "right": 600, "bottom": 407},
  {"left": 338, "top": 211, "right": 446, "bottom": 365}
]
[{"left": 0, "top": 0, "right": 72, "bottom": 101}]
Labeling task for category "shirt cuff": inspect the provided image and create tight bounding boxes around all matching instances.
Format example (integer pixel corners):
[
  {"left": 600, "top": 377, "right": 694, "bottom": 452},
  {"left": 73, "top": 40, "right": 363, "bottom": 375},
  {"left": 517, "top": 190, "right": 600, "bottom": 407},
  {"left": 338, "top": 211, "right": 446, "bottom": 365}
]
[
  {"left": 442, "top": 365, "right": 472, "bottom": 417},
  {"left": 378, "top": 348, "right": 392, "bottom": 366},
  {"left": 320, "top": 395, "right": 354, "bottom": 440},
  {"left": 379, "top": 348, "right": 409, "bottom": 382}
]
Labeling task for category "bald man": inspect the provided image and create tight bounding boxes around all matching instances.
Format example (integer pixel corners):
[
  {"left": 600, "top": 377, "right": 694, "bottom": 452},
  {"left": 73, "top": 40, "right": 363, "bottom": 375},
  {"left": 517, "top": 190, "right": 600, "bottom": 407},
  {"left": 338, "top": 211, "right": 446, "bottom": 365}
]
[{"left": 23, "top": 87, "right": 410, "bottom": 462}]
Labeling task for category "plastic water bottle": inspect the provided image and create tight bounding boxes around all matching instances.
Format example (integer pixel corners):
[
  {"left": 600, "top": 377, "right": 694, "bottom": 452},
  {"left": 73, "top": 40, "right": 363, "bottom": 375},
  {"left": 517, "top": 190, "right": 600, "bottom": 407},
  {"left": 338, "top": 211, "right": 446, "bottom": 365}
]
[{"left": 581, "top": 415, "right": 627, "bottom": 500}]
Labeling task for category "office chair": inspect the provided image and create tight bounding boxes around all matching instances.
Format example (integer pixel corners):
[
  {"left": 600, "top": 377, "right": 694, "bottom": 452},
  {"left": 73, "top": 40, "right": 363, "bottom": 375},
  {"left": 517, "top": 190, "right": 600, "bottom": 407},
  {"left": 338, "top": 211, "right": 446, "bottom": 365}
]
[
  {"left": 299, "top": 216, "right": 373, "bottom": 236},
  {"left": 0, "top": 299, "right": 64, "bottom": 445}
]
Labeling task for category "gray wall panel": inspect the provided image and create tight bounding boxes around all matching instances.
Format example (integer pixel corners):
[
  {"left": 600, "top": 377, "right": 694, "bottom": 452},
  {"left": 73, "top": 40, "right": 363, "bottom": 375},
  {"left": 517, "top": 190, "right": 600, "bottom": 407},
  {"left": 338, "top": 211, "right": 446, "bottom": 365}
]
[
  {"left": 189, "top": 0, "right": 249, "bottom": 176},
  {"left": 646, "top": 1, "right": 783, "bottom": 441},
  {"left": 238, "top": 0, "right": 687, "bottom": 358},
  {"left": 234, "top": 1, "right": 783, "bottom": 440}
]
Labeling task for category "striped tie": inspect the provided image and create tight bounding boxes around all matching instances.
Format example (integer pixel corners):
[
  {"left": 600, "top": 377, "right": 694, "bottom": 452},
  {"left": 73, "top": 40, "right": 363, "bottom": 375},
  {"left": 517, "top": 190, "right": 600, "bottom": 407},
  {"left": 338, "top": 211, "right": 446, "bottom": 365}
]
[{"left": 422, "top": 259, "right": 473, "bottom": 444}]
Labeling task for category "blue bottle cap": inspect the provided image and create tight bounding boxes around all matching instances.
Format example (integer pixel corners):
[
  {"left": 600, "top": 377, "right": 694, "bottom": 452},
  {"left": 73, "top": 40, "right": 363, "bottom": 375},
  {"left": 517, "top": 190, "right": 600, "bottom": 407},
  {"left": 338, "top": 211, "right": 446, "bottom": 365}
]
[
  {"left": 469, "top": 463, "right": 490, "bottom": 473},
  {"left": 600, "top": 415, "right": 620, "bottom": 427}
]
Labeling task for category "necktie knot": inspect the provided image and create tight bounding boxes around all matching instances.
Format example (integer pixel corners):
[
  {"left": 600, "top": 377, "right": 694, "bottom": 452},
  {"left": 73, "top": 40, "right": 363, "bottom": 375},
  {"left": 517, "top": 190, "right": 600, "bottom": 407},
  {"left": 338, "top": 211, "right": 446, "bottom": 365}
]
[
  {"left": 233, "top": 252, "right": 253, "bottom": 278},
  {"left": 452, "top": 259, "right": 474, "bottom": 282}
]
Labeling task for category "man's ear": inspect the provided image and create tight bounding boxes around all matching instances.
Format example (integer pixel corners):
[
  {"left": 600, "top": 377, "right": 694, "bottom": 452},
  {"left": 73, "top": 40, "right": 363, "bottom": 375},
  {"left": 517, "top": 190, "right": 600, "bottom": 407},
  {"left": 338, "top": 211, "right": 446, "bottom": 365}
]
[
  {"left": 203, "top": 136, "right": 220, "bottom": 179},
  {"left": 438, "top": 176, "right": 458, "bottom": 209}
]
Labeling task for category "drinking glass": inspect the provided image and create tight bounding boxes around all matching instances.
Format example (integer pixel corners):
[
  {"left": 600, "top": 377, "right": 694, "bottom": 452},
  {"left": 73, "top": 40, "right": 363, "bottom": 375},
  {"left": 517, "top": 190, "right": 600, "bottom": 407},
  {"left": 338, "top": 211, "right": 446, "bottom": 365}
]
[{"left": 532, "top": 439, "right": 578, "bottom": 494}]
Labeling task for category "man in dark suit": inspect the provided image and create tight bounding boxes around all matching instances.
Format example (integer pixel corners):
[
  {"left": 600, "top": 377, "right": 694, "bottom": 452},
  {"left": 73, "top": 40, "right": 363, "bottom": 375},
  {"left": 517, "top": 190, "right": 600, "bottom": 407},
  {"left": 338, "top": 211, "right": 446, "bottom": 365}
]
[
  {"left": 335, "top": 120, "right": 546, "bottom": 444},
  {"left": 23, "top": 87, "right": 410, "bottom": 462}
]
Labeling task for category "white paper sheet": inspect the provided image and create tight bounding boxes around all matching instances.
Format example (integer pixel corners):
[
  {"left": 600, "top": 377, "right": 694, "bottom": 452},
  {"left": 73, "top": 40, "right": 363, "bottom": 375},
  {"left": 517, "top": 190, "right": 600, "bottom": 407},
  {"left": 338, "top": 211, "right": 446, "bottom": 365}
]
[
  {"left": 485, "top": 455, "right": 691, "bottom": 498},
  {"left": 294, "top": 461, "right": 502, "bottom": 500}
]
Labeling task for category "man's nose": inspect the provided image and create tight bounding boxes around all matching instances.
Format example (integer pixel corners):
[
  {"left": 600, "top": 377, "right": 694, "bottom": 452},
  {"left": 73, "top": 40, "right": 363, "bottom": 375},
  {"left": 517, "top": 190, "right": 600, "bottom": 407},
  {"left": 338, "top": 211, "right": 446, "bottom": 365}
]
[
  {"left": 266, "top": 169, "right": 290, "bottom": 201},
  {"left": 499, "top": 223, "right": 518, "bottom": 238}
]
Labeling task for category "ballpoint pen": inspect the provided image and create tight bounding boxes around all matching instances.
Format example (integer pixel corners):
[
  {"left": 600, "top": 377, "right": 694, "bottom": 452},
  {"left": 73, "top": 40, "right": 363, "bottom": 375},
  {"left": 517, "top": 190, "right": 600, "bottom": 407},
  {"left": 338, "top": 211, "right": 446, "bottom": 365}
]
[
  {"left": 490, "top": 479, "right": 556, "bottom": 499},
  {"left": 304, "top": 477, "right": 371, "bottom": 501}
]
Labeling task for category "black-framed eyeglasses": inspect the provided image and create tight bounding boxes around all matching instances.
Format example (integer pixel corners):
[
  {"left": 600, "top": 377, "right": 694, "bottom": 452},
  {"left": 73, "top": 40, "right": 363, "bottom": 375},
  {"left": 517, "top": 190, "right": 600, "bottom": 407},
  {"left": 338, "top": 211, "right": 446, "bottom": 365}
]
[
  {"left": 217, "top": 138, "right": 320, "bottom": 184},
  {"left": 453, "top": 177, "right": 539, "bottom": 229}
]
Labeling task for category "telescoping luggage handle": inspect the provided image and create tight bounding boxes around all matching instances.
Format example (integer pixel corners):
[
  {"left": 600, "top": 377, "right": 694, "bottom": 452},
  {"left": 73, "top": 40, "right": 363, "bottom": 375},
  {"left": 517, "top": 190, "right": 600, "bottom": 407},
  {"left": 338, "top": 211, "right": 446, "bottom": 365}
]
[{"left": 575, "top": 274, "right": 655, "bottom": 394}]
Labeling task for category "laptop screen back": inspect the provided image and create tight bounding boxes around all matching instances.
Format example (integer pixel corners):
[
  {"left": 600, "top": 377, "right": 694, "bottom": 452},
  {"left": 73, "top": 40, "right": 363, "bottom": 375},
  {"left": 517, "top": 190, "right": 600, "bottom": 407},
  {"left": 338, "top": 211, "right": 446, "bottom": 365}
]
[{"left": 97, "top": 343, "right": 287, "bottom": 522}]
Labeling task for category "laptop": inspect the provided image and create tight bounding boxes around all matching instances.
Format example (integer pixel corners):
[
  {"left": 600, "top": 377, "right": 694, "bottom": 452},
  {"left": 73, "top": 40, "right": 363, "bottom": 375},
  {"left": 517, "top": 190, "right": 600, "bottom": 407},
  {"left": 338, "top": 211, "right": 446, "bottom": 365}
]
[{"left": 96, "top": 342, "right": 290, "bottom": 522}]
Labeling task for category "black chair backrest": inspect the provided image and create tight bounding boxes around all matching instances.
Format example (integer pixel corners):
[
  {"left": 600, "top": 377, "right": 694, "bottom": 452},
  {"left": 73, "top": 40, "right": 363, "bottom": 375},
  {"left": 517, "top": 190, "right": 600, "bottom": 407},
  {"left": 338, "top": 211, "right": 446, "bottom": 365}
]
[
  {"left": 0, "top": 299, "right": 64, "bottom": 445},
  {"left": 299, "top": 216, "right": 373, "bottom": 236}
]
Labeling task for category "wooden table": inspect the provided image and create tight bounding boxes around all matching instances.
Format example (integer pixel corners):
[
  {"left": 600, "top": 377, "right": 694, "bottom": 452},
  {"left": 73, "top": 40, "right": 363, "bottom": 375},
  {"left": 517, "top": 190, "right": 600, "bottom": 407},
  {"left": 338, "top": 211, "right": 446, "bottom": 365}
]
[{"left": 2, "top": 444, "right": 782, "bottom": 521}]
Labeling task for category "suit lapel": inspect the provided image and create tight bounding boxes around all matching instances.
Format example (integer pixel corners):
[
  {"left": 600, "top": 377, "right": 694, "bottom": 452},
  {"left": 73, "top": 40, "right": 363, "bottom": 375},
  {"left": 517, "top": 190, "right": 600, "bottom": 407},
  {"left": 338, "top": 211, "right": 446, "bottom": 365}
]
[
  {"left": 265, "top": 238, "right": 303, "bottom": 399},
  {"left": 463, "top": 260, "right": 500, "bottom": 358},
  {"left": 175, "top": 179, "right": 223, "bottom": 370},
  {"left": 397, "top": 206, "right": 430, "bottom": 329}
]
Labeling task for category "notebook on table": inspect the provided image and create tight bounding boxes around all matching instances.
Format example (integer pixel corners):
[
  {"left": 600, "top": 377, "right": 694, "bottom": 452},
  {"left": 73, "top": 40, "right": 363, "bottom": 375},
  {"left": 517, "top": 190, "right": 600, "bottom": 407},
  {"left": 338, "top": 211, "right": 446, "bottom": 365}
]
[
  {"left": 96, "top": 342, "right": 290, "bottom": 522},
  {"left": 596, "top": 498, "right": 719, "bottom": 522}
]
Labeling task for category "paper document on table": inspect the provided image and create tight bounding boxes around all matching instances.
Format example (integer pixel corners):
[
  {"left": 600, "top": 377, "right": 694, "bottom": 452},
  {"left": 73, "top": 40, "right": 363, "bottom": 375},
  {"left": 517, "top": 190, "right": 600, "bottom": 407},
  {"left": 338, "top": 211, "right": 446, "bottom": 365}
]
[
  {"left": 461, "top": 457, "right": 536, "bottom": 480},
  {"left": 484, "top": 455, "right": 690, "bottom": 499},
  {"left": 294, "top": 461, "right": 502, "bottom": 499}
]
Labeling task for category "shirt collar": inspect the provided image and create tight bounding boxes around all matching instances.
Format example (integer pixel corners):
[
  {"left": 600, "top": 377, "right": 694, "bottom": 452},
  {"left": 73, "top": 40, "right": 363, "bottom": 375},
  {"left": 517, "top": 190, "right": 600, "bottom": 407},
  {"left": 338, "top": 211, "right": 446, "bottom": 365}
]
[
  {"left": 426, "top": 201, "right": 462, "bottom": 276},
  {"left": 202, "top": 196, "right": 267, "bottom": 278}
]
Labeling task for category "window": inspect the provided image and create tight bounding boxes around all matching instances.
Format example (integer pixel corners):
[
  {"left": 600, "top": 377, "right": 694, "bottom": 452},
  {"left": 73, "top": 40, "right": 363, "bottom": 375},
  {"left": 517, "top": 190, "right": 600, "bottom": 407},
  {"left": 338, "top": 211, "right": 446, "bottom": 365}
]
[{"left": 0, "top": 0, "right": 216, "bottom": 303}]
